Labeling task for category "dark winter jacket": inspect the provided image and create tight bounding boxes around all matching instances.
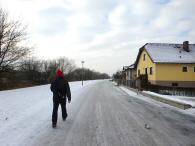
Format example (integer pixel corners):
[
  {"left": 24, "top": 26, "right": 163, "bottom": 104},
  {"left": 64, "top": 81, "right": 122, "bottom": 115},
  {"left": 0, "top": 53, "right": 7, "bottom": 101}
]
[{"left": 50, "top": 77, "right": 71, "bottom": 102}]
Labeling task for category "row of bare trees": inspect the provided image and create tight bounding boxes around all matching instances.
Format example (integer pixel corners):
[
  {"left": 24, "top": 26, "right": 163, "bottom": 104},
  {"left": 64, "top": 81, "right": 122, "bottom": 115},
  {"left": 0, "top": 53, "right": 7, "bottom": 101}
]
[
  {"left": 0, "top": 55, "right": 110, "bottom": 90},
  {"left": 18, "top": 57, "right": 76, "bottom": 83},
  {"left": 17, "top": 57, "right": 109, "bottom": 83},
  {"left": 67, "top": 68, "right": 110, "bottom": 81}
]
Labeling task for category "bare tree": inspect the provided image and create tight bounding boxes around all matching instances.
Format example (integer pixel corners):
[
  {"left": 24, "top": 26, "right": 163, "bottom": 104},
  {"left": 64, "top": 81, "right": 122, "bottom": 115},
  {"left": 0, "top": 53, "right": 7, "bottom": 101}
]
[
  {"left": 57, "top": 57, "right": 76, "bottom": 74},
  {"left": 0, "top": 8, "right": 30, "bottom": 71}
]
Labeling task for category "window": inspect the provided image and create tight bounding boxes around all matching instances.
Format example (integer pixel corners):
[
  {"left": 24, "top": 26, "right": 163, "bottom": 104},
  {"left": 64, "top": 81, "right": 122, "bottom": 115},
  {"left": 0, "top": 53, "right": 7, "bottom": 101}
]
[
  {"left": 145, "top": 68, "right": 147, "bottom": 74},
  {"left": 172, "top": 83, "right": 178, "bottom": 87},
  {"left": 138, "top": 70, "right": 140, "bottom": 76},
  {"left": 143, "top": 54, "right": 146, "bottom": 61},
  {"left": 182, "top": 66, "right": 188, "bottom": 72},
  {"left": 149, "top": 67, "right": 153, "bottom": 75}
]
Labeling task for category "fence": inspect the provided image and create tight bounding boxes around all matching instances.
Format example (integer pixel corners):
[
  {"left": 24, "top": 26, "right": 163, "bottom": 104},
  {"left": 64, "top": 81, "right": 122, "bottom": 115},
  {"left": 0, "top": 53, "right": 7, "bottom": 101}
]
[
  {"left": 148, "top": 85, "right": 195, "bottom": 97},
  {"left": 119, "top": 78, "right": 195, "bottom": 97}
]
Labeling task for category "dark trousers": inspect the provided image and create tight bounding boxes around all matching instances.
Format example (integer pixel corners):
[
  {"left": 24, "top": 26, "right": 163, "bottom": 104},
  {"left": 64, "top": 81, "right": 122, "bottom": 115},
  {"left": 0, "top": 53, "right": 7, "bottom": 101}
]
[{"left": 52, "top": 98, "right": 67, "bottom": 124}]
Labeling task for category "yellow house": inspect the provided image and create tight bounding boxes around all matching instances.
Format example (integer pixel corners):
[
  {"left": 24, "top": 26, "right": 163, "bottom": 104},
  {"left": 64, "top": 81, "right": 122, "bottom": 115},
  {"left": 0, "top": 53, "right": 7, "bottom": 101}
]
[{"left": 135, "top": 41, "right": 195, "bottom": 88}]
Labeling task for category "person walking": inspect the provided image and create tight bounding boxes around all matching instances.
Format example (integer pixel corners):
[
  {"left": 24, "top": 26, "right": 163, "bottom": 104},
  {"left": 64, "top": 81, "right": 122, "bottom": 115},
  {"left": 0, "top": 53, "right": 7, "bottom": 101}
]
[{"left": 50, "top": 69, "right": 71, "bottom": 128}]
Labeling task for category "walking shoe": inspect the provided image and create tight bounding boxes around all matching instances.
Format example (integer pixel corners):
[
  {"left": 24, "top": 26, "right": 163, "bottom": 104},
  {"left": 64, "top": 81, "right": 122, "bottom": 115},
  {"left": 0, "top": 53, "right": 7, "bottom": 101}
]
[
  {"left": 63, "top": 117, "right": 67, "bottom": 121},
  {"left": 52, "top": 123, "right": 56, "bottom": 128},
  {"left": 63, "top": 115, "right": 67, "bottom": 121}
]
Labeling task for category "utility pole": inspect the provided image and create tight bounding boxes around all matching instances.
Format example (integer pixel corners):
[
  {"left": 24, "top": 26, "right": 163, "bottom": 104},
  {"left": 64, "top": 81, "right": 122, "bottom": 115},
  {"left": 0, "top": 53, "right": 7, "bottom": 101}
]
[{"left": 81, "top": 61, "right": 85, "bottom": 86}]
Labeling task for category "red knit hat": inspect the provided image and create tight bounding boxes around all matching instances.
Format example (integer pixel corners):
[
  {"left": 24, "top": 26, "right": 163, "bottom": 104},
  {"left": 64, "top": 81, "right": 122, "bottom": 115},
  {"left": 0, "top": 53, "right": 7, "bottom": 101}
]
[{"left": 57, "top": 69, "right": 63, "bottom": 77}]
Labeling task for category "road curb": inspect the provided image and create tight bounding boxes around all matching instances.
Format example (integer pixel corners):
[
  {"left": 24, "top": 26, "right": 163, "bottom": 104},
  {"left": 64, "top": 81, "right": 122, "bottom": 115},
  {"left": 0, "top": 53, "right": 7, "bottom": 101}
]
[{"left": 122, "top": 86, "right": 192, "bottom": 110}]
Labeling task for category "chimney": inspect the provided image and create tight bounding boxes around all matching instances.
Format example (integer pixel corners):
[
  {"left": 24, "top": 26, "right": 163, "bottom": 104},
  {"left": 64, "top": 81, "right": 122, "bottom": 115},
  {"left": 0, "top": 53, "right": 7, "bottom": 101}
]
[{"left": 183, "top": 41, "right": 189, "bottom": 52}]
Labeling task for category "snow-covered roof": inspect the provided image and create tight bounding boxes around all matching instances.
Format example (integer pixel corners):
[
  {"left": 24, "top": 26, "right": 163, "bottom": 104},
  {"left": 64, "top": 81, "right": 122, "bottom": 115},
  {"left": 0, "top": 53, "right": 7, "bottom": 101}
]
[
  {"left": 144, "top": 43, "right": 195, "bottom": 63},
  {"left": 122, "top": 66, "right": 128, "bottom": 71},
  {"left": 122, "top": 64, "right": 135, "bottom": 71},
  {"left": 128, "top": 64, "right": 135, "bottom": 69}
]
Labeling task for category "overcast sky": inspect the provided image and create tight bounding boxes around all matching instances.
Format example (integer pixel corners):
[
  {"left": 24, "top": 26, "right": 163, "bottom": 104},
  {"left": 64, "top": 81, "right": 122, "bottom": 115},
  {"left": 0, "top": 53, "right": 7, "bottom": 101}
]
[{"left": 0, "top": 0, "right": 194, "bottom": 75}]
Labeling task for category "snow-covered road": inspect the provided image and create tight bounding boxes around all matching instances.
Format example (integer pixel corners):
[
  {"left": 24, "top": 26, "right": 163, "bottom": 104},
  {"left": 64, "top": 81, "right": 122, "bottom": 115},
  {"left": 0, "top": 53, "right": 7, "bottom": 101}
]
[{"left": 0, "top": 80, "right": 195, "bottom": 146}]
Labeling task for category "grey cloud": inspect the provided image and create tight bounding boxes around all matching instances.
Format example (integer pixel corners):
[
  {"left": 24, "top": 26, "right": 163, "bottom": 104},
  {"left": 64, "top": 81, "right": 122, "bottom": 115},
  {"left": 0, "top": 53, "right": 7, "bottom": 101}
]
[
  {"left": 155, "top": 0, "right": 171, "bottom": 4},
  {"left": 39, "top": 6, "right": 71, "bottom": 17},
  {"left": 37, "top": 6, "right": 70, "bottom": 35}
]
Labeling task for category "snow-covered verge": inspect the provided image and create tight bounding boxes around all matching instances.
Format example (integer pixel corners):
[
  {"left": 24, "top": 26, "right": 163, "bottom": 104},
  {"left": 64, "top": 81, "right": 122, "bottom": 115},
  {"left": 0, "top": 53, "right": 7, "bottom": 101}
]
[
  {"left": 119, "top": 86, "right": 195, "bottom": 117},
  {"left": 0, "top": 80, "right": 101, "bottom": 146},
  {"left": 143, "top": 91, "right": 195, "bottom": 108}
]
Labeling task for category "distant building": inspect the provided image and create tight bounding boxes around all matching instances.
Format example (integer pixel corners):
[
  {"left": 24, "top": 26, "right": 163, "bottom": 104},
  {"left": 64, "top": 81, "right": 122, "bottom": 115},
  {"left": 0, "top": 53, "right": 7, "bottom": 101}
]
[
  {"left": 122, "top": 66, "right": 128, "bottom": 85},
  {"left": 134, "top": 41, "right": 195, "bottom": 88},
  {"left": 125, "top": 64, "right": 136, "bottom": 87},
  {"left": 121, "top": 64, "right": 136, "bottom": 87}
]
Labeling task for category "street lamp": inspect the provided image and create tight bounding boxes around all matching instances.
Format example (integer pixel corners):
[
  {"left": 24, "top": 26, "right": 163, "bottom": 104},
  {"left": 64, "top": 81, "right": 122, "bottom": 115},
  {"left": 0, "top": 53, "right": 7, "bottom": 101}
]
[{"left": 81, "top": 61, "right": 85, "bottom": 86}]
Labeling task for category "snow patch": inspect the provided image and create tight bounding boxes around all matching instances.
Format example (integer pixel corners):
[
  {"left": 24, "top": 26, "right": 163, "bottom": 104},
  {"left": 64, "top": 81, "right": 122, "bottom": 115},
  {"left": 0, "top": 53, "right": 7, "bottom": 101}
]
[
  {"left": 0, "top": 80, "right": 101, "bottom": 146},
  {"left": 120, "top": 87, "right": 195, "bottom": 117},
  {"left": 143, "top": 91, "right": 195, "bottom": 107}
]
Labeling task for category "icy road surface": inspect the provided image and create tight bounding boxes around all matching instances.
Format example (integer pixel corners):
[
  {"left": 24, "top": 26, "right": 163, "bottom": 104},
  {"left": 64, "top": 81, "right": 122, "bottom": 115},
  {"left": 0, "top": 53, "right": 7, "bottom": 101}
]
[{"left": 0, "top": 80, "right": 195, "bottom": 146}]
